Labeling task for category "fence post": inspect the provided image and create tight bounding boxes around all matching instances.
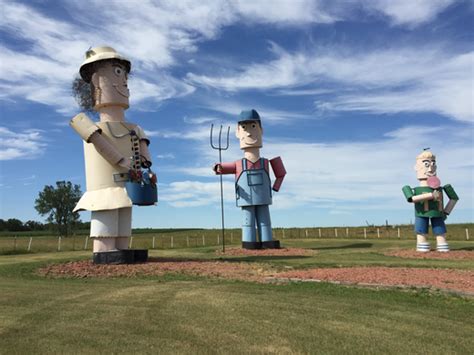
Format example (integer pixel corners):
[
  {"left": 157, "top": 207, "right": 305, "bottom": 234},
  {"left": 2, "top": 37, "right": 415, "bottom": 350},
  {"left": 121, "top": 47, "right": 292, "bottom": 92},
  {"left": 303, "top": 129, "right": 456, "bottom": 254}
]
[
  {"left": 334, "top": 228, "right": 338, "bottom": 238},
  {"left": 364, "top": 228, "right": 367, "bottom": 239},
  {"left": 318, "top": 228, "right": 321, "bottom": 238},
  {"left": 231, "top": 232, "right": 233, "bottom": 243},
  {"left": 283, "top": 229, "right": 285, "bottom": 239},
  {"left": 171, "top": 236, "right": 174, "bottom": 248},
  {"left": 346, "top": 228, "right": 349, "bottom": 237},
  {"left": 466, "top": 229, "right": 470, "bottom": 240},
  {"left": 58, "top": 236, "right": 61, "bottom": 252},
  {"left": 202, "top": 235, "right": 205, "bottom": 246},
  {"left": 217, "top": 234, "right": 220, "bottom": 245},
  {"left": 397, "top": 228, "right": 400, "bottom": 239},
  {"left": 305, "top": 229, "right": 308, "bottom": 238},
  {"left": 152, "top": 236, "right": 155, "bottom": 249},
  {"left": 84, "top": 236, "right": 89, "bottom": 250},
  {"left": 129, "top": 236, "right": 133, "bottom": 248},
  {"left": 377, "top": 228, "right": 380, "bottom": 238},
  {"left": 27, "top": 237, "right": 33, "bottom": 252},
  {"left": 14, "top": 236, "right": 17, "bottom": 251}
]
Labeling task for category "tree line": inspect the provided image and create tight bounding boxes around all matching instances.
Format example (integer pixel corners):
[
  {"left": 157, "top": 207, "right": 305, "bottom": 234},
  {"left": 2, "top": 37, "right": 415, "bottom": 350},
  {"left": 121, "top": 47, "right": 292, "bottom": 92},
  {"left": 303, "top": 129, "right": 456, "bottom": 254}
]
[{"left": 0, "top": 218, "right": 90, "bottom": 232}]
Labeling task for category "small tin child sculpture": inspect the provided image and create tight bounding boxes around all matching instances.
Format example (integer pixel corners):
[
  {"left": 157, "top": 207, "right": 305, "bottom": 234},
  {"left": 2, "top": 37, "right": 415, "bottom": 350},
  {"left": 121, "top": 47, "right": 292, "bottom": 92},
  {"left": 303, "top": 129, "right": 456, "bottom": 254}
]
[
  {"left": 71, "top": 46, "right": 157, "bottom": 264},
  {"left": 402, "top": 150, "right": 459, "bottom": 252},
  {"left": 214, "top": 109, "right": 286, "bottom": 249}
]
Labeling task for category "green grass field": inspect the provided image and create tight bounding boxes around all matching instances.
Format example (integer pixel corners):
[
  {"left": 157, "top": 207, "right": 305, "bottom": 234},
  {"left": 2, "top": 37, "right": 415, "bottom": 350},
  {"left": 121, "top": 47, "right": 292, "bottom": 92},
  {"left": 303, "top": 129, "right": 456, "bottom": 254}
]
[
  {"left": 0, "top": 239, "right": 473, "bottom": 354},
  {"left": 1, "top": 223, "right": 472, "bottom": 255}
]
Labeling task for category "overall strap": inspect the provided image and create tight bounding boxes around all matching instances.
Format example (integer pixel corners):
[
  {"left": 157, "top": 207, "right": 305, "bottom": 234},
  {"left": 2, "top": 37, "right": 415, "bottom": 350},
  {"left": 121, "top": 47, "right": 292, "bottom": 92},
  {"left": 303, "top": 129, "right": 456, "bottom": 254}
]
[{"left": 242, "top": 158, "right": 247, "bottom": 170}]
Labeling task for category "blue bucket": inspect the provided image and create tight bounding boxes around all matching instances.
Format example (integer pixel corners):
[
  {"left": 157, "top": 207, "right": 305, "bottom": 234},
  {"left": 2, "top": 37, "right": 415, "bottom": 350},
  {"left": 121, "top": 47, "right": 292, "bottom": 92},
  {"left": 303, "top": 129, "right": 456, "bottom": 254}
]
[{"left": 125, "top": 170, "right": 158, "bottom": 206}]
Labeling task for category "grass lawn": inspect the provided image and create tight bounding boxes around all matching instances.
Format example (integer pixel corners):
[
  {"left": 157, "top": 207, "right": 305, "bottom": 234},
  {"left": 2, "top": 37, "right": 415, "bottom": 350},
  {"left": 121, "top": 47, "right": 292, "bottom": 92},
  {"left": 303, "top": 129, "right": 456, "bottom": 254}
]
[{"left": 0, "top": 239, "right": 473, "bottom": 354}]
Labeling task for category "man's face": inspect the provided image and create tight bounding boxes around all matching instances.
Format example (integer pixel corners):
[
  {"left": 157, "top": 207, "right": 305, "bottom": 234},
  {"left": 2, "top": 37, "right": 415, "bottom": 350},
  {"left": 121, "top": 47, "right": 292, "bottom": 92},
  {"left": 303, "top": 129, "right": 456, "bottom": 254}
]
[
  {"left": 92, "top": 61, "right": 130, "bottom": 109},
  {"left": 415, "top": 157, "right": 437, "bottom": 180},
  {"left": 236, "top": 120, "right": 263, "bottom": 149}
]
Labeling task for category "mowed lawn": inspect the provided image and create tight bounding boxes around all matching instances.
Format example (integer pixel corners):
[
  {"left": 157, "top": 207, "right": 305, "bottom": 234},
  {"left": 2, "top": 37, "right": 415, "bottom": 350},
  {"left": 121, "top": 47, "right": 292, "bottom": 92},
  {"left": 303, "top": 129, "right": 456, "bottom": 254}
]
[{"left": 0, "top": 240, "right": 473, "bottom": 354}]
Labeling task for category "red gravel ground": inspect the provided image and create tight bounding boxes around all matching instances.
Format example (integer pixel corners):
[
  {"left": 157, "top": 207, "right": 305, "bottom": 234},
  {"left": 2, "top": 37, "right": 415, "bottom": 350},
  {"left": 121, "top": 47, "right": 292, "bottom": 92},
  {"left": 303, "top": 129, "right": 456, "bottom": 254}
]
[
  {"left": 37, "top": 248, "right": 474, "bottom": 295},
  {"left": 38, "top": 258, "right": 276, "bottom": 283},
  {"left": 385, "top": 250, "right": 473, "bottom": 260},
  {"left": 275, "top": 267, "right": 474, "bottom": 295}
]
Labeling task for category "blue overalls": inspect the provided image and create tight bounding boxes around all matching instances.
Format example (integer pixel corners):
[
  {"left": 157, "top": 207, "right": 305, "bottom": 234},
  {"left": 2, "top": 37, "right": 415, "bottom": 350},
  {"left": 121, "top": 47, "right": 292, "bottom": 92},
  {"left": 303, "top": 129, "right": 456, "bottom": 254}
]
[{"left": 236, "top": 158, "right": 273, "bottom": 242}]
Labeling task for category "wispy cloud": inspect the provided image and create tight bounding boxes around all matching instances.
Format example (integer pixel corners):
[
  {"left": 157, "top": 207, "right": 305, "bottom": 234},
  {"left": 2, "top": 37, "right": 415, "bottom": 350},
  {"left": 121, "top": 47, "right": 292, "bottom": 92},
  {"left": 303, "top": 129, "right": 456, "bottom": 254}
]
[
  {"left": 1, "top": 0, "right": 459, "bottom": 115},
  {"left": 156, "top": 153, "right": 176, "bottom": 160},
  {"left": 188, "top": 44, "right": 473, "bottom": 123},
  {"left": 0, "top": 127, "right": 47, "bottom": 160},
  {"left": 159, "top": 180, "right": 235, "bottom": 207},
  {"left": 202, "top": 97, "right": 316, "bottom": 123},
  {"left": 160, "top": 124, "right": 473, "bottom": 210},
  {"left": 0, "top": 1, "right": 197, "bottom": 114},
  {"left": 365, "top": 0, "right": 456, "bottom": 27}
]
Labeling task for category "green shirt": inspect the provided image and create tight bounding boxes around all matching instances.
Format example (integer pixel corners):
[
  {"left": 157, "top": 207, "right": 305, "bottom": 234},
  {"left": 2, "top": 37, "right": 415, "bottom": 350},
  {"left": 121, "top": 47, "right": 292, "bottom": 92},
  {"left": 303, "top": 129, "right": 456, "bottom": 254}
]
[{"left": 402, "top": 184, "right": 459, "bottom": 218}]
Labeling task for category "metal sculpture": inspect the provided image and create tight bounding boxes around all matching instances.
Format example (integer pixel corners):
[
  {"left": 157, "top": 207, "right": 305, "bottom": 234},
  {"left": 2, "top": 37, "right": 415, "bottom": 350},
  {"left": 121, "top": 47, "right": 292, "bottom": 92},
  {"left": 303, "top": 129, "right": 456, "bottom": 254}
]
[
  {"left": 402, "top": 149, "right": 459, "bottom": 252},
  {"left": 213, "top": 109, "right": 286, "bottom": 249}
]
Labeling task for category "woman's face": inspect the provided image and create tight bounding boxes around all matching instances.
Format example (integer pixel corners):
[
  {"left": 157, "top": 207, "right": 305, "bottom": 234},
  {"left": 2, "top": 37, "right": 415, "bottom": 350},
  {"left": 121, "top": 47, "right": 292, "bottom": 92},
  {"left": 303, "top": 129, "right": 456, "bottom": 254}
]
[{"left": 92, "top": 61, "right": 130, "bottom": 110}]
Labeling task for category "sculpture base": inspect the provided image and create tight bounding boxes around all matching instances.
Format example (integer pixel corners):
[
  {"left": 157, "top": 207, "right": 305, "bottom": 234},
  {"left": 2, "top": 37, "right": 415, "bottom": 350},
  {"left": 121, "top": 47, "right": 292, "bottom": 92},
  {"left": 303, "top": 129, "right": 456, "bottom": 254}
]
[
  {"left": 92, "top": 249, "right": 148, "bottom": 264},
  {"left": 242, "top": 241, "right": 261, "bottom": 249},
  {"left": 262, "top": 240, "right": 281, "bottom": 249},
  {"left": 242, "top": 240, "right": 281, "bottom": 250}
]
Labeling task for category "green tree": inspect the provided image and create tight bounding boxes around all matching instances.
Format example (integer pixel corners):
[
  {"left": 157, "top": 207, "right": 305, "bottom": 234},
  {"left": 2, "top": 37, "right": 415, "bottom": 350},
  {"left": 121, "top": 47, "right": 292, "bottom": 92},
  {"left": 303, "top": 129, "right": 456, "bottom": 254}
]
[
  {"left": 35, "top": 181, "right": 82, "bottom": 237},
  {"left": 5, "top": 218, "right": 26, "bottom": 231},
  {"left": 24, "top": 220, "right": 45, "bottom": 231}
]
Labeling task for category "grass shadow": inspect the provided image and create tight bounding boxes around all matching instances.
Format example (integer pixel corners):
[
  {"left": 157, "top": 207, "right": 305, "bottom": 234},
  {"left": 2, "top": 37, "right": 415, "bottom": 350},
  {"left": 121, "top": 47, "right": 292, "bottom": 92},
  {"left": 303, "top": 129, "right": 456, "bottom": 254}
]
[
  {"left": 216, "top": 255, "right": 313, "bottom": 263},
  {"left": 311, "top": 243, "right": 373, "bottom": 250}
]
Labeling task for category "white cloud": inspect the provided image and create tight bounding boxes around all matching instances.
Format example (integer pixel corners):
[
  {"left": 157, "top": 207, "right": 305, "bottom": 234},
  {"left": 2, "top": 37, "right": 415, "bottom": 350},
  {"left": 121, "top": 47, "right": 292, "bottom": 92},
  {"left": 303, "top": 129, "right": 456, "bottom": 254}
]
[
  {"left": 0, "top": 127, "right": 47, "bottom": 160},
  {"left": 160, "top": 124, "right": 474, "bottom": 212},
  {"left": 322, "top": 52, "right": 474, "bottom": 122},
  {"left": 202, "top": 97, "right": 316, "bottom": 123},
  {"left": 234, "top": 0, "right": 338, "bottom": 24},
  {"left": 183, "top": 116, "right": 220, "bottom": 124},
  {"left": 156, "top": 153, "right": 176, "bottom": 160},
  {"left": 367, "top": 0, "right": 456, "bottom": 27},
  {"left": 188, "top": 45, "right": 473, "bottom": 123},
  {"left": 128, "top": 75, "right": 195, "bottom": 107},
  {"left": 0, "top": 0, "right": 198, "bottom": 114},
  {"left": 160, "top": 180, "right": 235, "bottom": 207},
  {"left": 1, "top": 0, "right": 456, "bottom": 115}
]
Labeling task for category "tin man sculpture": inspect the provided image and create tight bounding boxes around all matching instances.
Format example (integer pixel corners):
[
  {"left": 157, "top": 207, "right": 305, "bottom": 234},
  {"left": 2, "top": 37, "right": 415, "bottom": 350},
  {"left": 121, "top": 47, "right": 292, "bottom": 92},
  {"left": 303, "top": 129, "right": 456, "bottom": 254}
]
[
  {"left": 402, "top": 150, "right": 459, "bottom": 252},
  {"left": 213, "top": 109, "right": 286, "bottom": 249},
  {"left": 70, "top": 46, "right": 157, "bottom": 264}
]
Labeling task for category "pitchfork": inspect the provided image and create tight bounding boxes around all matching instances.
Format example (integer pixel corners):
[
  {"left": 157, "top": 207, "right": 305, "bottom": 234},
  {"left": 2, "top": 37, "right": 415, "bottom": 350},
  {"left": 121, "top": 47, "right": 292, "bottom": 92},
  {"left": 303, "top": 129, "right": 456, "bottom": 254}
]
[{"left": 210, "top": 124, "right": 230, "bottom": 252}]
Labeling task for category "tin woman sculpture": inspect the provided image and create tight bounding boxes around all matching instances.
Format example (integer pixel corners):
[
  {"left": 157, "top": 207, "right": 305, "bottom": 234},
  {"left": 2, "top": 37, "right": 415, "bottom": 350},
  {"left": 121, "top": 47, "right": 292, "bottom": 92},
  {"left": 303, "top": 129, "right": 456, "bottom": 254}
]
[{"left": 71, "top": 46, "right": 157, "bottom": 263}]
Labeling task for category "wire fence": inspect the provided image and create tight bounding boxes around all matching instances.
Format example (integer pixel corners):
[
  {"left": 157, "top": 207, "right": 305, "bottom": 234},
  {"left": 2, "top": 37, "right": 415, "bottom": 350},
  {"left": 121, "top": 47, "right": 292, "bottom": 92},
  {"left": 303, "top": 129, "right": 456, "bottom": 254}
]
[{"left": 0, "top": 226, "right": 471, "bottom": 255}]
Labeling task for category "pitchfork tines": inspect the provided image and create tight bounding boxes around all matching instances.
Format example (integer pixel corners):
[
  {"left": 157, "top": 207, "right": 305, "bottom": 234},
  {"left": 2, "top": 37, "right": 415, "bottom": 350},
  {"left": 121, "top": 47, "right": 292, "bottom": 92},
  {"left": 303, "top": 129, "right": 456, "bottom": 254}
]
[{"left": 210, "top": 124, "right": 230, "bottom": 151}]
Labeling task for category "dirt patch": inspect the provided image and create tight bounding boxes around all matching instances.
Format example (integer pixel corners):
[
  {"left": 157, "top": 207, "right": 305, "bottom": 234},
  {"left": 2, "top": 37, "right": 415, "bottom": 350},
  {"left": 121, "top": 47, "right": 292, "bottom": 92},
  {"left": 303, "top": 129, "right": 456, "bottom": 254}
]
[
  {"left": 275, "top": 267, "right": 474, "bottom": 295},
  {"left": 37, "top": 254, "right": 474, "bottom": 296},
  {"left": 385, "top": 250, "right": 473, "bottom": 260},
  {"left": 37, "top": 258, "right": 277, "bottom": 282},
  {"left": 216, "top": 247, "right": 314, "bottom": 257}
]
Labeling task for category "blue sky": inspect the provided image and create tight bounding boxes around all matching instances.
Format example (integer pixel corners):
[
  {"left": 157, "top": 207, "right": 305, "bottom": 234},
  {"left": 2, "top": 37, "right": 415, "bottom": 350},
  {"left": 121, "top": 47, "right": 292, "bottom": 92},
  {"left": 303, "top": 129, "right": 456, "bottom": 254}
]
[{"left": 0, "top": 0, "right": 473, "bottom": 228}]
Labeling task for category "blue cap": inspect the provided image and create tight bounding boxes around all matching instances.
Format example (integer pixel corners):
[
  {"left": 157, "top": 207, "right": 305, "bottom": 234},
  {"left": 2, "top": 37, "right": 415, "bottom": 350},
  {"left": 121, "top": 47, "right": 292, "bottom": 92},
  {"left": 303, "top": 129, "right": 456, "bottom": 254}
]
[{"left": 238, "top": 109, "right": 261, "bottom": 123}]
